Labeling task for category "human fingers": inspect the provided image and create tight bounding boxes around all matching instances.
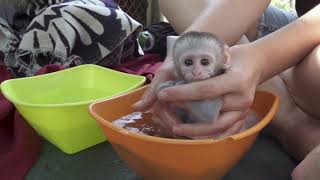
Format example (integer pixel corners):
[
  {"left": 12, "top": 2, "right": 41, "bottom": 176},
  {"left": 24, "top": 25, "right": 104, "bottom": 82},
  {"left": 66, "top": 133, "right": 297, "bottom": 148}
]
[
  {"left": 190, "top": 118, "right": 245, "bottom": 140},
  {"left": 215, "top": 118, "right": 246, "bottom": 139},
  {"left": 151, "top": 102, "right": 169, "bottom": 129},
  {"left": 133, "top": 59, "right": 175, "bottom": 111},
  {"left": 152, "top": 115, "right": 168, "bottom": 129},
  {"left": 151, "top": 102, "right": 182, "bottom": 130},
  {"left": 172, "top": 110, "right": 245, "bottom": 137},
  {"left": 151, "top": 115, "right": 177, "bottom": 137},
  {"left": 221, "top": 88, "right": 255, "bottom": 111},
  {"left": 157, "top": 73, "right": 235, "bottom": 102}
]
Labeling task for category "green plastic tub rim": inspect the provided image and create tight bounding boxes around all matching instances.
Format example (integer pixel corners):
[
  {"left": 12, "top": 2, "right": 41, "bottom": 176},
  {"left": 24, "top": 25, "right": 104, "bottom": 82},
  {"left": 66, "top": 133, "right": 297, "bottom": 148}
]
[{"left": 0, "top": 64, "right": 146, "bottom": 108}]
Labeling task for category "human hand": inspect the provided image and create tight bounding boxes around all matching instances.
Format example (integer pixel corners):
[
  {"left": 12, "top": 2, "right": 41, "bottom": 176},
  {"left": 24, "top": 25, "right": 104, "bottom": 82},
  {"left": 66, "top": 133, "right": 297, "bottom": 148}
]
[
  {"left": 133, "top": 56, "right": 176, "bottom": 111},
  {"left": 132, "top": 56, "right": 184, "bottom": 136},
  {"left": 156, "top": 44, "right": 264, "bottom": 138}
]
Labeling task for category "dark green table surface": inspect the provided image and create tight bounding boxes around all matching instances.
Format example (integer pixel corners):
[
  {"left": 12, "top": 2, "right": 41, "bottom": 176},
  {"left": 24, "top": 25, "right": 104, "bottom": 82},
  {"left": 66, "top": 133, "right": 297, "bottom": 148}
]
[{"left": 26, "top": 133, "right": 296, "bottom": 180}]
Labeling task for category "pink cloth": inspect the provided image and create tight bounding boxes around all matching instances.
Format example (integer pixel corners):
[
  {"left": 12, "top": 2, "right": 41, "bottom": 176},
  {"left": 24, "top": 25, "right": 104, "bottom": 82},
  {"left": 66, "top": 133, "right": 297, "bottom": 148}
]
[
  {"left": 115, "top": 54, "right": 163, "bottom": 82},
  {"left": 0, "top": 64, "right": 64, "bottom": 180}
]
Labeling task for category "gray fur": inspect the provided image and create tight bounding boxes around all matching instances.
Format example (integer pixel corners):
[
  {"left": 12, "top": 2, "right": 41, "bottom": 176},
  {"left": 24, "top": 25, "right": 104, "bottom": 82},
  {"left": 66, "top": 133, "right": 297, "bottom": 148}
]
[
  {"left": 158, "top": 31, "right": 226, "bottom": 123},
  {"left": 172, "top": 31, "right": 225, "bottom": 77},
  {"left": 158, "top": 79, "right": 223, "bottom": 123}
]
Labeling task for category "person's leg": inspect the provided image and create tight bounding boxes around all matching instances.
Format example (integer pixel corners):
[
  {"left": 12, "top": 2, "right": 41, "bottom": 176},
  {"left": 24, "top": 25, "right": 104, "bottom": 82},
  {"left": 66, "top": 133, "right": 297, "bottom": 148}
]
[
  {"left": 267, "top": 45, "right": 320, "bottom": 160},
  {"left": 158, "top": 0, "right": 209, "bottom": 33},
  {"left": 291, "top": 142, "right": 320, "bottom": 180},
  {"left": 281, "top": 45, "right": 320, "bottom": 119},
  {"left": 258, "top": 71, "right": 320, "bottom": 161},
  {"left": 277, "top": 45, "right": 320, "bottom": 179},
  {"left": 255, "top": 5, "right": 320, "bottom": 180}
]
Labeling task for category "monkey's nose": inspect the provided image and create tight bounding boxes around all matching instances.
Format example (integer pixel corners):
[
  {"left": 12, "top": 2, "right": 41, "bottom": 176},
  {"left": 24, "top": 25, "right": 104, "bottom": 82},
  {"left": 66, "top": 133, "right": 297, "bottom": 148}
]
[{"left": 193, "top": 71, "right": 202, "bottom": 76}]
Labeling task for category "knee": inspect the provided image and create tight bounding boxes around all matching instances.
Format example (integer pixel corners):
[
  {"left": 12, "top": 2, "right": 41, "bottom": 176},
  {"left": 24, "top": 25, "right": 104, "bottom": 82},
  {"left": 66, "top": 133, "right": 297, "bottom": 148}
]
[
  {"left": 295, "top": 44, "right": 320, "bottom": 72},
  {"left": 309, "top": 44, "right": 320, "bottom": 65},
  {"left": 291, "top": 160, "right": 309, "bottom": 180},
  {"left": 291, "top": 167, "right": 303, "bottom": 180}
]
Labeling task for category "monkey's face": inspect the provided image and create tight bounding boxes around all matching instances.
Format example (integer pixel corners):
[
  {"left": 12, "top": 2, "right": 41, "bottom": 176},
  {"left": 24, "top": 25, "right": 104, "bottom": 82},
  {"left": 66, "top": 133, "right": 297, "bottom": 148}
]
[{"left": 178, "top": 50, "right": 220, "bottom": 82}]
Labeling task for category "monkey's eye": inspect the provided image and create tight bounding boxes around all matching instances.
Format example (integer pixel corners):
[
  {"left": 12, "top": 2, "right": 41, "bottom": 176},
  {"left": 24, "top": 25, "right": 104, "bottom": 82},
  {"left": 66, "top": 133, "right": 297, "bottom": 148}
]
[
  {"left": 184, "top": 59, "right": 193, "bottom": 66},
  {"left": 201, "top": 59, "right": 209, "bottom": 66}
]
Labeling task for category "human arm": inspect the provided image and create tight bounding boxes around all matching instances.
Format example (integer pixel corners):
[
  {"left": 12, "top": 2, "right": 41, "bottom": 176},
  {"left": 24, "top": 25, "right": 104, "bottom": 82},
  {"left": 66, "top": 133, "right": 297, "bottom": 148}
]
[
  {"left": 157, "top": 4, "right": 320, "bottom": 137},
  {"left": 135, "top": 0, "right": 273, "bottom": 139},
  {"left": 134, "top": 0, "right": 270, "bottom": 111},
  {"left": 252, "top": 4, "right": 320, "bottom": 82}
]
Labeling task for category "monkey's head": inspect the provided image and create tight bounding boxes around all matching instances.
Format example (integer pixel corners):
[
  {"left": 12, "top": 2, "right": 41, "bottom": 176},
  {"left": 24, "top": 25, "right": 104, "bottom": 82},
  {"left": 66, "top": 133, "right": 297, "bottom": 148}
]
[{"left": 172, "top": 31, "right": 230, "bottom": 82}]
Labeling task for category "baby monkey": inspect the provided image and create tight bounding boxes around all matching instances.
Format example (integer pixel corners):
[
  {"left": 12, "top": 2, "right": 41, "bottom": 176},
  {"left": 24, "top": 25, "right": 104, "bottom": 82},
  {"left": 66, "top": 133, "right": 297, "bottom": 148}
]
[{"left": 158, "top": 31, "right": 230, "bottom": 124}]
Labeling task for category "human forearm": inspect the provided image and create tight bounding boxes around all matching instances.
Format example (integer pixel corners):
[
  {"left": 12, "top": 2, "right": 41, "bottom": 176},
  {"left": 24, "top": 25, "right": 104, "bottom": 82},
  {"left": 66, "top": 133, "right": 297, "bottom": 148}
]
[{"left": 251, "top": 4, "right": 320, "bottom": 83}]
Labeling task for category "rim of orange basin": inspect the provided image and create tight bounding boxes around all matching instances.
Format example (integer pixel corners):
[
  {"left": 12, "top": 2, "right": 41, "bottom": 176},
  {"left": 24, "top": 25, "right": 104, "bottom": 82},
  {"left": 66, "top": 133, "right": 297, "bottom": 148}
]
[{"left": 89, "top": 90, "right": 279, "bottom": 145}]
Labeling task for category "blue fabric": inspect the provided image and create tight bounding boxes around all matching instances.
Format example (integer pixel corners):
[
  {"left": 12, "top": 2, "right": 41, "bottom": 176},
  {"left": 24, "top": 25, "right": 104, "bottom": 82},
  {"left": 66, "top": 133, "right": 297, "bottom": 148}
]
[{"left": 258, "top": 5, "right": 298, "bottom": 38}]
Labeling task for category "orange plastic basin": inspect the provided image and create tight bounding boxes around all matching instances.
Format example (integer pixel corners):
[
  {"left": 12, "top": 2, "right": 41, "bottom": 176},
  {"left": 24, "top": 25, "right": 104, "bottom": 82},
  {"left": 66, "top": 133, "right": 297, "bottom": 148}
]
[{"left": 89, "top": 86, "right": 279, "bottom": 180}]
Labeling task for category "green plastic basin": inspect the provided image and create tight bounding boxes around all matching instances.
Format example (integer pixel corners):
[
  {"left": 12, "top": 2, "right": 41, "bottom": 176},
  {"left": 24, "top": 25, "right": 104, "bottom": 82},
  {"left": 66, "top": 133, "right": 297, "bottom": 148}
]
[{"left": 0, "top": 64, "right": 146, "bottom": 154}]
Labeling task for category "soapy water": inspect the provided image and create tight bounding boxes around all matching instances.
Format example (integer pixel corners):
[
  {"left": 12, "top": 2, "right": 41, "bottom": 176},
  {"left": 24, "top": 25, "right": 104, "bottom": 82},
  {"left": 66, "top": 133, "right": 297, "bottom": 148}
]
[
  {"left": 112, "top": 110, "right": 261, "bottom": 139},
  {"left": 112, "top": 111, "right": 173, "bottom": 138}
]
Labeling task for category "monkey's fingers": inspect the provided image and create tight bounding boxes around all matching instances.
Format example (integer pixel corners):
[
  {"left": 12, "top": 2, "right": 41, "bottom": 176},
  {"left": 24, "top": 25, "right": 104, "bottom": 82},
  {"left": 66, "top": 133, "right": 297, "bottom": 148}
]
[
  {"left": 158, "top": 74, "right": 234, "bottom": 102},
  {"left": 172, "top": 111, "right": 245, "bottom": 137}
]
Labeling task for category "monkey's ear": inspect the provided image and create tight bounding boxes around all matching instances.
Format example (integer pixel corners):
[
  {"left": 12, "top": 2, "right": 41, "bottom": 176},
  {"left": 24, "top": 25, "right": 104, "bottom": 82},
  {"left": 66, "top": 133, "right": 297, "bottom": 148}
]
[{"left": 223, "top": 45, "right": 231, "bottom": 69}]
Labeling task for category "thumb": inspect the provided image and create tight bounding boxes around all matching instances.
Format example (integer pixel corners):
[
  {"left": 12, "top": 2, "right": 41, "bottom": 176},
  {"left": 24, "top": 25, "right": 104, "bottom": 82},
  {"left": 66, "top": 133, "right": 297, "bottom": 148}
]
[
  {"left": 133, "top": 63, "right": 175, "bottom": 110},
  {"left": 132, "top": 85, "right": 157, "bottom": 111}
]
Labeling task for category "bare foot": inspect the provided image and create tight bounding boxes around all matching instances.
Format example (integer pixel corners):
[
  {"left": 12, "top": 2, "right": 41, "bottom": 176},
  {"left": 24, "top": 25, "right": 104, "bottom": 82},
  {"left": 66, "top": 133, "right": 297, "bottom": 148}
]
[{"left": 291, "top": 144, "right": 320, "bottom": 180}]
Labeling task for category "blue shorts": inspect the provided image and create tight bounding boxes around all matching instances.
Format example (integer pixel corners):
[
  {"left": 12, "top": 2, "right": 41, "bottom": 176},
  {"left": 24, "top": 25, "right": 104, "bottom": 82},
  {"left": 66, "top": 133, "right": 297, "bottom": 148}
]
[{"left": 258, "top": 5, "right": 298, "bottom": 38}]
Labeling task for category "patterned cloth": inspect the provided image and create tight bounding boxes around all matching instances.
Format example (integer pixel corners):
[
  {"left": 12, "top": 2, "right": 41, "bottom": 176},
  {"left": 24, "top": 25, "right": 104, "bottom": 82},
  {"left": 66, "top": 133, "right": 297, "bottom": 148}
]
[{"left": 0, "top": 0, "right": 142, "bottom": 77}]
